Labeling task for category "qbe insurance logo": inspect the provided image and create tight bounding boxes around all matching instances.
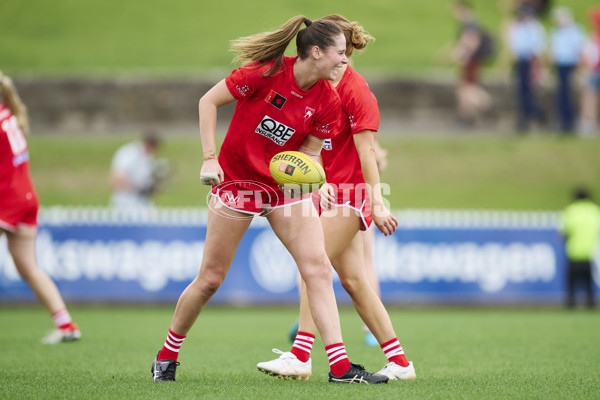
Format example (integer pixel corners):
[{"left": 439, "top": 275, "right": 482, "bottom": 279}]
[{"left": 255, "top": 115, "right": 295, "bottom": 146}]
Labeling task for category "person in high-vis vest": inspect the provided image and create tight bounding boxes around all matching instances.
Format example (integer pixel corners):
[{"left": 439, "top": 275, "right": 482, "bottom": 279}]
[{"left": 561, "top": 187, "right": 600, "bottom": 308}]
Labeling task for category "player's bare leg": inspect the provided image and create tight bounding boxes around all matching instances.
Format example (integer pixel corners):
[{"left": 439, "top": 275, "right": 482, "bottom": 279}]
[
  {"left": 332, "top": 232, "right": 396, "bottom": 342},
  {"left": 264, "top": 201, "right": 388, "bottom": 383},
  {"left": 4, "top": 227, "right": 81, "bottom": 343},
  {"left": 259, "top": 209, "right": 414, "bottom": 380},
  {"left": 6, "top": 227, "right": 66, "bottom": 313},
  {"left": 259, "top": 206, "right": 388, "bottom": 382},
  {"left": 153, "top": 196, "right": 253, "bottom": 382},
  {"left": 267, "top": 202, "right": 342, "bottom": 346},
  {"left": 172, "top": 196, "right": 252, "bottom": 334},
  {"left": 361, "top": 227, "right": 381, "bottom": 345}
]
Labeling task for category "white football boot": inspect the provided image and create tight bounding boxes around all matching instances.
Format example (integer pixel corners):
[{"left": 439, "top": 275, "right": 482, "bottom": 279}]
[
  {"left": 376, "top": 361, "right": 416, "bottom": 380},
  {"left": 257, "top": 349, "right": 312, "bottom": 380},
  {"left": 41, "top": 326, "right": 82, "bottom": 344}
]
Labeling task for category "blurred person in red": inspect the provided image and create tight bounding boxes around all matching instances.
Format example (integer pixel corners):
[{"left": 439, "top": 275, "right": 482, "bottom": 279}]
[
  {"left": 451, "top": 1, "right": 495, "bottom": 127},
  {"left": 0, "top": 71, "right": 81, "bottom": 344},
  {"left": 579, "top": 7, "right": 600, "bottom": 136}
]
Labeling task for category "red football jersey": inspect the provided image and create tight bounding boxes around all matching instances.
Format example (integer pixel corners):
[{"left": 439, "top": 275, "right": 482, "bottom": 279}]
[
  {"left": 321, "top": 65, "right": 379, "bottom": 186},
  {"left": 0, "top": 102, "right": 39, "bottom": 228},
  {"left": 220, "top": 56, "right": 341, "bottom": 188}
]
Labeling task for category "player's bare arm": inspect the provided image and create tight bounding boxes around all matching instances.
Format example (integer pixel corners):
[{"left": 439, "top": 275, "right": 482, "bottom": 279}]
[
  {"left": 353, "top": 130, "right": 398, "bottom": 236},
  {"left": 298, "top": 134, "right": 324, "bottom": 162},
  {"left": 198, "top": 79, "right": 235, "bottom": 185}
]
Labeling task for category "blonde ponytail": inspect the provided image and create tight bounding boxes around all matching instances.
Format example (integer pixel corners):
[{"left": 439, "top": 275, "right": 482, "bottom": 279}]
[
  {"left": 230, "top": 15, "right": 343, "bottom": 76},
  {"left": 317, "top": 15, "right": 374, "bottom": 57},
  {"left": 0, "top": 71, "right": 30, "bottom": 135},
  {"left": 230, "top": 15, "right": 309, "bottom": 76}
]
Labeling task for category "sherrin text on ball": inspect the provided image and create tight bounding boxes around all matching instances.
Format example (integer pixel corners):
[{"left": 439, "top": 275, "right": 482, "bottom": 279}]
[{"left": 269, "top": 151, "right": 326, "bottom": 194}]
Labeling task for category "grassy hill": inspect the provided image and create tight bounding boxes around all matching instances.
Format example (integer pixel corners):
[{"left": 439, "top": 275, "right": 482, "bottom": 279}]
[{"left": 2, "top": 0, "right": 595, "bottom": 77}]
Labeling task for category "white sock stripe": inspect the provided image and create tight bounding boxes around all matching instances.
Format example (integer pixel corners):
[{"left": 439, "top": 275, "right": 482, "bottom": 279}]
[
  {"left": 292, "top": 343, "right": 312, "bottom": 353},
  {"left": 52, "top": 310, "right": 72, "bottom": 326},
  {"left": 386, "top": 348, "right": 405, "bottom": 357},
  {"left": 53, "top": 309, "right": 68, "bottom": 318},
  {"left": 382, "top": 341, "right": 400, "bottom": 352},
  {"left": 167, "top": 334, "right": 185, "bottom": 343},
  {"left": 326, "top": 345, "right": 345, "bottom": 355},
  {"left": 296, "top": 334, "right": 315, "bottom": 343},
  {"left": 54, "top": 315, "right": 71, "bottom": 326},
  {"left": 163, "top": 342, "right": 180, "bottom": 353},
  {"left": 166, "top": 337, "right": 183, "bottom": 348},
  {"left": 327, "top": 349, "right": 347, "bottom": 361},
  {"left": 294, "top": 339, "right": 314, "bottom": 348},
  {"left": 329, "top": 354, "right": 349, "bottom": 365}
]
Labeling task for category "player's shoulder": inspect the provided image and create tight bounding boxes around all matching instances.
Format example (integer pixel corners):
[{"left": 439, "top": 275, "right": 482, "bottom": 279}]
[{"left": 339, "top": 66, "right": 371, "bottom": 94}]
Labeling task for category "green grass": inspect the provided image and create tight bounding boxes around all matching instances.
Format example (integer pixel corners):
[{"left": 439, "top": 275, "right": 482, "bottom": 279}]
[
  {"left": 27, "top": 134, "right": 600, "bottom": 210},
  {"left": 1, "top": 0, "right": 595, "bottom": 77},
  {"left": 0, "top": 306, "right": 598, "bottom": 399}
]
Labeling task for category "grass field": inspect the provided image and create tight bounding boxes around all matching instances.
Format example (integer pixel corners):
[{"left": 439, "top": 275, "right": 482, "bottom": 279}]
[
  {"left": 1, "top": 305, "right": 598, "bottom": 399},
  {"left": 2, "top": 0, "right": 595, "bottom": 77},
  {"left": 27, "top": 134, "right": 600, "bottom": 210}
]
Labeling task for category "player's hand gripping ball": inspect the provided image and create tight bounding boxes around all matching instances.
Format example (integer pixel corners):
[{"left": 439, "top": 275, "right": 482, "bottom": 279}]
[{"left": 269, "top": 151, "right": 326, "bottom": 196}]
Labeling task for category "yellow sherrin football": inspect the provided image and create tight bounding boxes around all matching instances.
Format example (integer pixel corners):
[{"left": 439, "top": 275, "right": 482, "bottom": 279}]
[{"left": 269, "top": 151, "right": 326, "bottom": 193}]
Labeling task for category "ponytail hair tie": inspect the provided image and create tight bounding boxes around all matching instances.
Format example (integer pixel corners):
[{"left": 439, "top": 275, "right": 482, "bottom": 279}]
[{"left": 304, "top": 18, "right": 312, "bottom": 26}]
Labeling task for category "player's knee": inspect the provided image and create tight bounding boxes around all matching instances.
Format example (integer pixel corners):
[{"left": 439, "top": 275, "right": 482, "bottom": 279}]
[
  {"left": 300, "top": 257, "right": 333, "bottom": 285},
  {"left": 196, "top": 265, "right": 227, "bottom": 295},
  {"left": 339, "top": 274, "right": 362, "bottom": 295}
]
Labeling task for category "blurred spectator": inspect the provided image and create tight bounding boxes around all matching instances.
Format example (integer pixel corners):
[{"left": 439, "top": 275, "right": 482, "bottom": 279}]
[
  {"left": 521, "top": 0, "right": 552, "bottom": 20},
  {"left": 109, "top": 131, "right": 170, "bottom": 208},
  {"left": 506, "top": 4, "right": 547, "bottom": 132},
  {"left": 0, "top": 71, "right": 81, "bottom": 343},
  {"left": 451, "top": 1, "right": 496, "bottom": 127},
  {"left": 579, "top": 7, "right": 600, "bottom": 136},
  {"left": 560, "top": 187, "right": 600, "bottom": 309},
  {"left": 549, "top": 7, "right": 586, "bottom": 133}
]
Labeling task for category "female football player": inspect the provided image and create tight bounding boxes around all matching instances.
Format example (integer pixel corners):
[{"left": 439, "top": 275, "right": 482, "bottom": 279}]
[
  {"left": 151, "top": 16, "right": 388, "bottom": 384},
  {"left": 0, "top": 71, "right": 81, "bottom": 344},
  {"left": 257, "top": 15, "right": 416, "bottom": 381}
]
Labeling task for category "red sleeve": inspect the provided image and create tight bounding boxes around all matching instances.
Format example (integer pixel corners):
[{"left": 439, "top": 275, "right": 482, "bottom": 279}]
[
  {"left": 309, "top": 85, "right": 342, "bottom": 139},
  {"left": 343, "top": 77, "right": 380, "bottom": 135},
  {"left": 224, "top": 61, "right": 271, "bottom": 100}
]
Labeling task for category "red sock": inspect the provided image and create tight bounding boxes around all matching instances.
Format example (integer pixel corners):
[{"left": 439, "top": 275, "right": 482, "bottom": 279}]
[
  {"left": 290, "top": 331, "right": 315, "bottom": 362},
  {"left": 381, "top": 338, "right": 409, "bottom": 367},
  {"left": 157, "top": 328, "right": 186, "bottom": 362},
  {"left": 325, "top": 343, "right": 351, "bottom": 376},
  {"left": 51, "top": 309, "right": 75, "bottom": 330}
]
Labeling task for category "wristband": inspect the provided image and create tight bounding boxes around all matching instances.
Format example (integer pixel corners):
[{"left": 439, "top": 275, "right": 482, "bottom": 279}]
[{"left": 203, "top": 150, "right": 217, "bottom": 160}]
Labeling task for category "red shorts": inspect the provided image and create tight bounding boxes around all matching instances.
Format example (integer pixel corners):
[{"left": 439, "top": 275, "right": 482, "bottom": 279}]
[
  {"left": 0, "top": 190, "right": 39, "bottom": 231},
  {"left": 312, "top": 183, "right": 373, "bottom": 231},
  {"left": 462, "top": 60, "right": 481, "bottom": 84},
  {"left": 210, "top": 180, "right": 312, "bottom": 216}
]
